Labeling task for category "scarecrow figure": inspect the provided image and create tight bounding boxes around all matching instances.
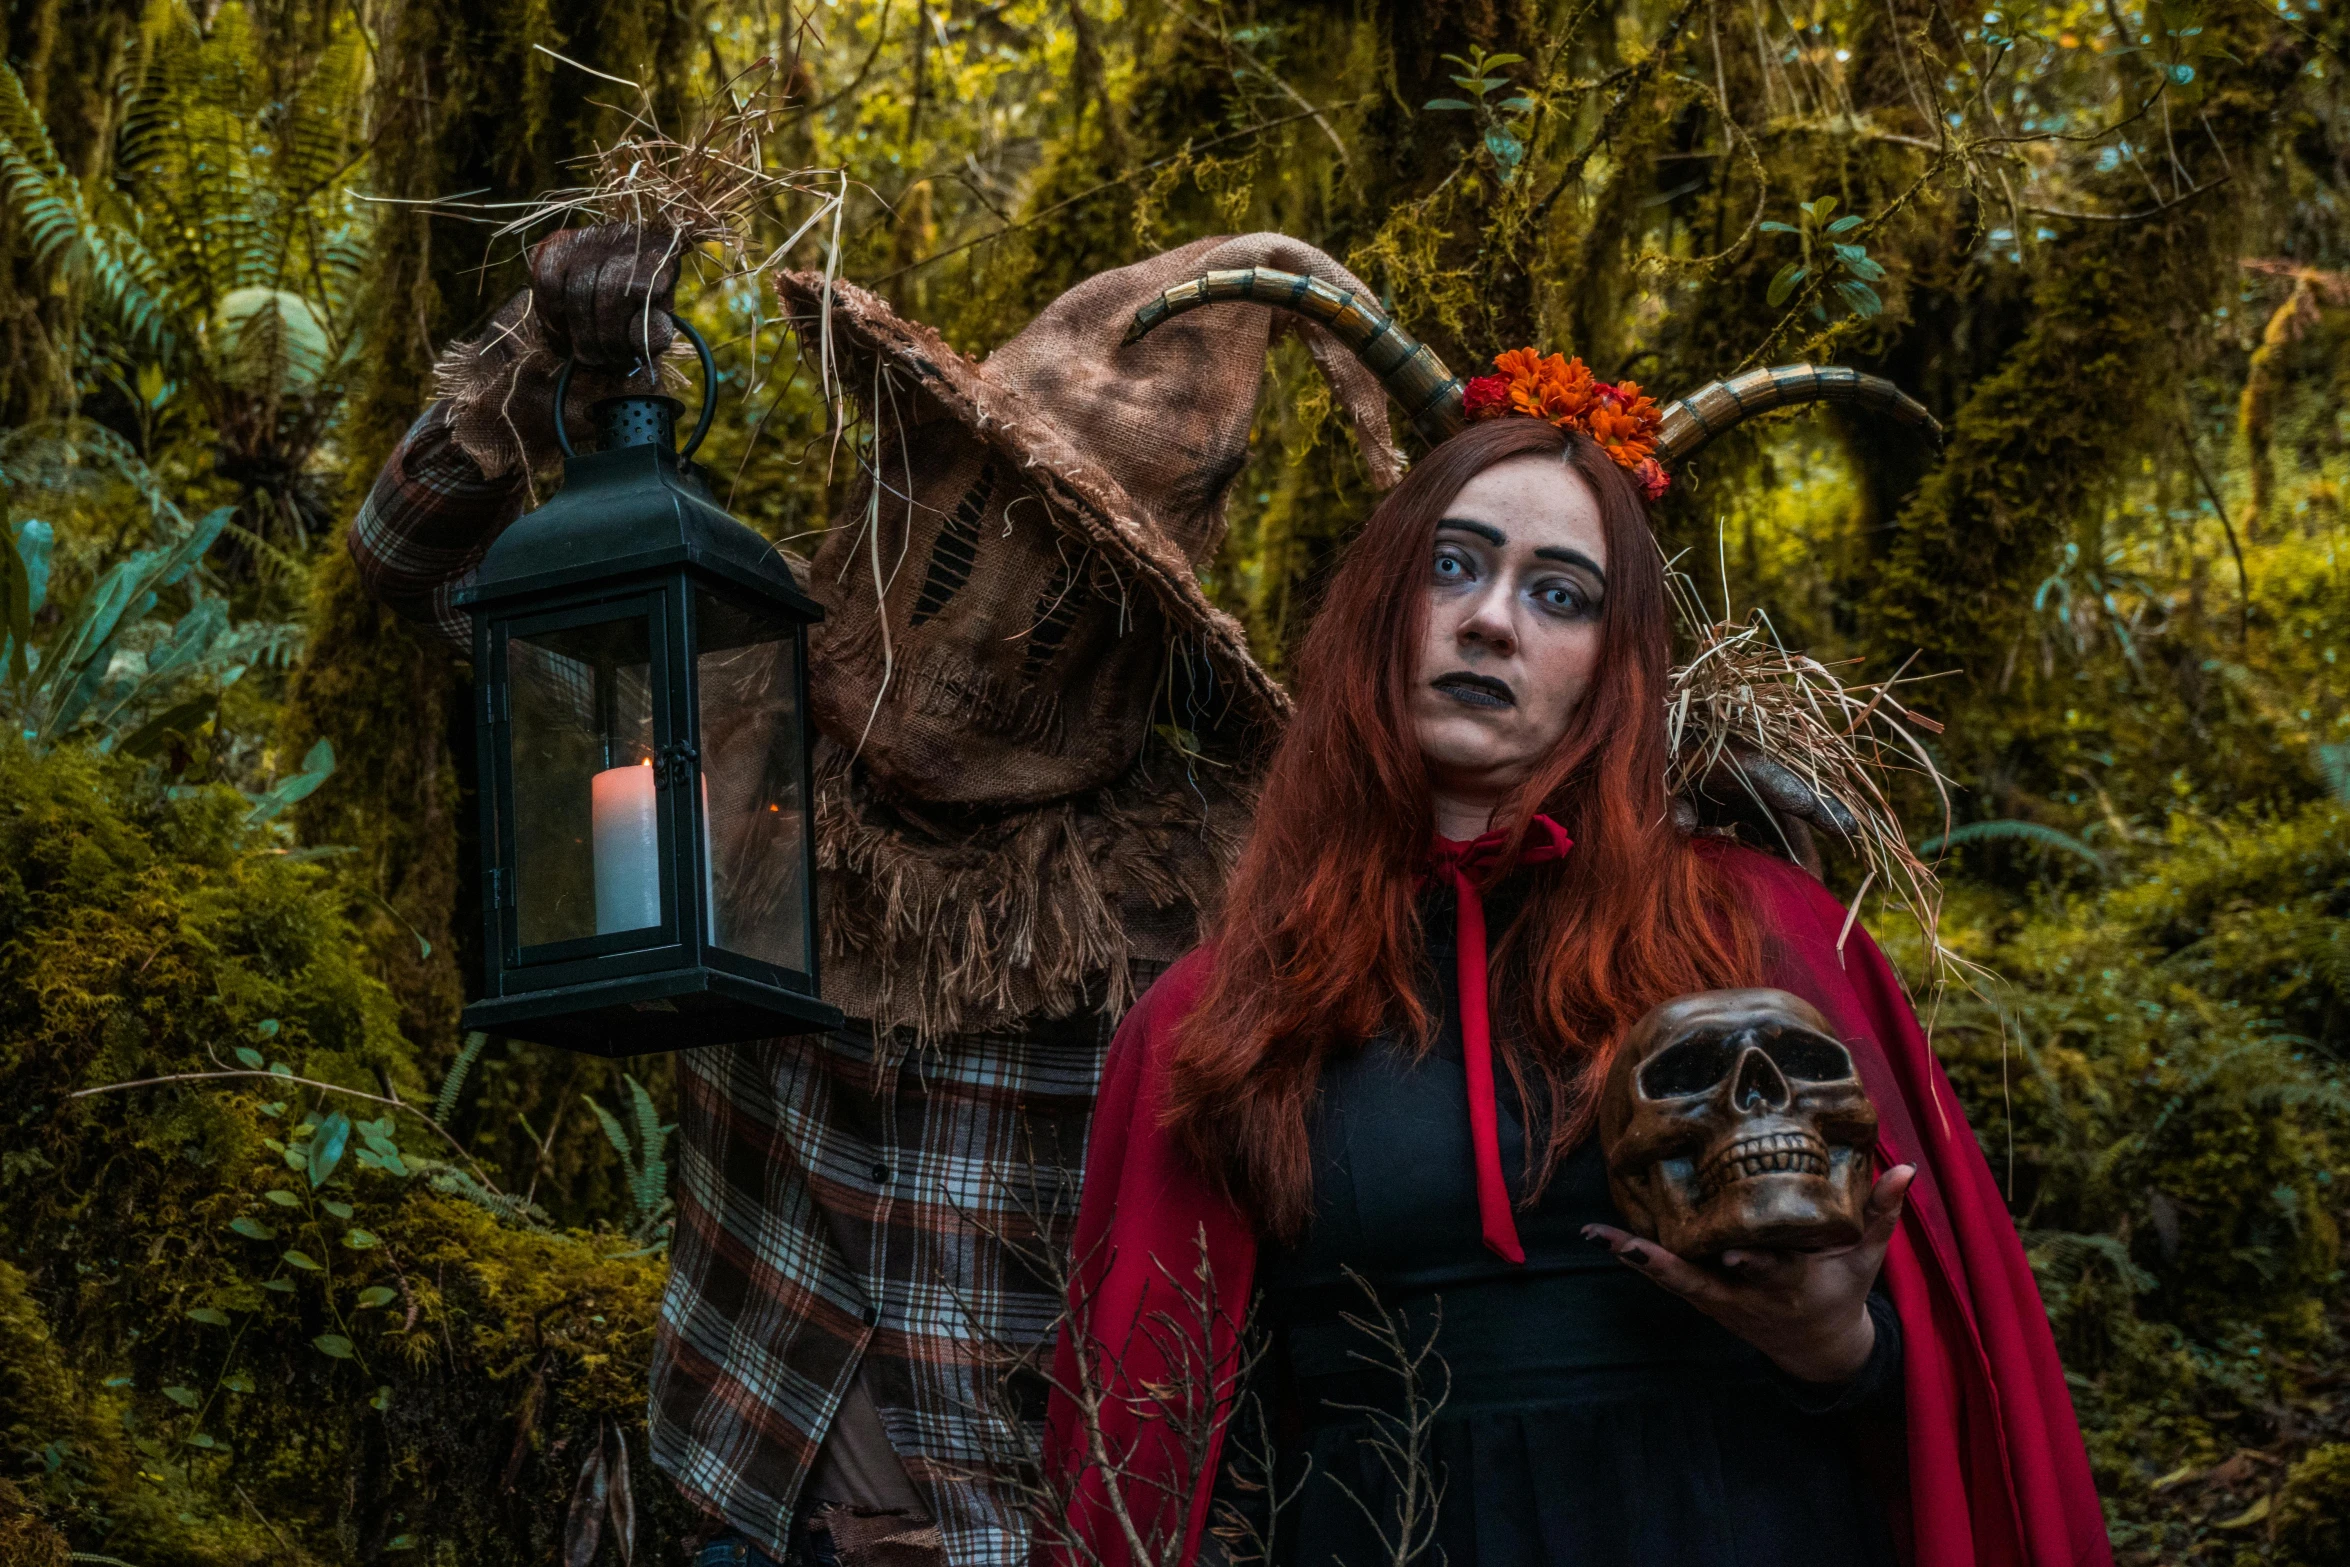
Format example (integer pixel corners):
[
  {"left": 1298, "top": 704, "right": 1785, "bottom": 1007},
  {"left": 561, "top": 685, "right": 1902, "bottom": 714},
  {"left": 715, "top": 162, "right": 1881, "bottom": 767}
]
[
  {"left": 356, "top": 225, "right": 1397, "bottom": 1567},
  {"left": 349, "top": 227, "right": 1860, "bottom": 1567}
]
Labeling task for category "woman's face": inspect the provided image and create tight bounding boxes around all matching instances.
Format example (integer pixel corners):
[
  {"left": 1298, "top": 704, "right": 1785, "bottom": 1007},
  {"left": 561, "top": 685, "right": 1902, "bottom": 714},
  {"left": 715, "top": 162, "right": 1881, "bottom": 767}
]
[{"left": 1409, "top": 453, "right": 1609, "bottom": 826}]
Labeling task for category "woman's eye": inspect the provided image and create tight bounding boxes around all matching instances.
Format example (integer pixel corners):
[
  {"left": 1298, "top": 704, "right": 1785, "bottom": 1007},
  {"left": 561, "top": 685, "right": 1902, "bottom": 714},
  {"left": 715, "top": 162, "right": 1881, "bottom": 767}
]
[
  {"left": 1537, "top": 580, "right": 1593, "bottom": 614},
  {"left": 1433, "top": 550, "right": 1471, "bottom": 581}
]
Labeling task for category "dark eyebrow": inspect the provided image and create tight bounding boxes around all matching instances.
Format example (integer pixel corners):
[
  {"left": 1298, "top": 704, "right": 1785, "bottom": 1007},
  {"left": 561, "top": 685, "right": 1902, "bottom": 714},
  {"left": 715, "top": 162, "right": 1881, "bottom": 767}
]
[
  {"left": 1436, "top": 518, "right": 1506, "bottom": 546},
  {"left": 1534, "top": 546, "right": 1608, "bottom": 584}
]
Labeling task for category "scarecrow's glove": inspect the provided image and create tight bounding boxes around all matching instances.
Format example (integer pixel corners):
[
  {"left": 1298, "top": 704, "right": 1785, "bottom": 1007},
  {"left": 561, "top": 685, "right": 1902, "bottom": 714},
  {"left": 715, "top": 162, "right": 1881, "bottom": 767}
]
[
  {"left": 1671, "top": 739, "right": 1860, "bottom": 880},
  {"left": 432, "top": 223, "right": 683, "bottom": 478}
]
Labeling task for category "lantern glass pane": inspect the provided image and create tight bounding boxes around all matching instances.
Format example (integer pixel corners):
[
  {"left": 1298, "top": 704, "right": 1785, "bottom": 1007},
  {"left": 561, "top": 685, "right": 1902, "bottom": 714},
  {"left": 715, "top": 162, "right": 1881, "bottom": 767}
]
[
  {"left": 695, "top": 587, "right": 810, "bottom": 974},
  {"left": 507, "top": 612, "right": 660, "bottom": 948}
]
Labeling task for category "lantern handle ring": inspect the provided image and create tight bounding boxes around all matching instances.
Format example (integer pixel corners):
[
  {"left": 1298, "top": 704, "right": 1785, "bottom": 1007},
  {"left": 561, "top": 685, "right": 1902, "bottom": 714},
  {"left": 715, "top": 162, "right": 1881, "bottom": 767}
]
[{"left": 551, "top": 310, "right": 718, "bottom": 462}]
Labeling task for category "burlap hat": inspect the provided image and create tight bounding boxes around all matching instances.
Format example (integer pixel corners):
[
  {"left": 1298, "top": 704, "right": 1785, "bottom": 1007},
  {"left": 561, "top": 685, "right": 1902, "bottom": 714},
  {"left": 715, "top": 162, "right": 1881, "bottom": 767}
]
[{"left": 776, "top": 233, "right": 1407, "bottom": 808}]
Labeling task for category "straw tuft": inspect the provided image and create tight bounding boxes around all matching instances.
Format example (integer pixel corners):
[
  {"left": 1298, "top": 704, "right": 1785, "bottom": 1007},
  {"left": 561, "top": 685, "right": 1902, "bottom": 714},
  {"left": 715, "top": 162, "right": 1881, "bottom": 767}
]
[{"left": 1663, "top": 557, "right": 1974, "bottom": 988}]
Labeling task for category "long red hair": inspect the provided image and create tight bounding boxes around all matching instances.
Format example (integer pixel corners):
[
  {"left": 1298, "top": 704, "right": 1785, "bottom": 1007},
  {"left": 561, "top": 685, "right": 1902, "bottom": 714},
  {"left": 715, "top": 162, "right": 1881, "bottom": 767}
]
[{"left": 1165, "top": 418, "right": 1764, "bottom": 1241}]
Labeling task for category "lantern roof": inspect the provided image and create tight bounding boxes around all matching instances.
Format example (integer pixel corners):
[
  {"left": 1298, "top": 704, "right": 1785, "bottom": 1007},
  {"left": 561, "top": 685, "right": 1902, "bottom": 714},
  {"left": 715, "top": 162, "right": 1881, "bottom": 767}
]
[{"left": 457, "top": 400, "right": 820, "bottom": 621}]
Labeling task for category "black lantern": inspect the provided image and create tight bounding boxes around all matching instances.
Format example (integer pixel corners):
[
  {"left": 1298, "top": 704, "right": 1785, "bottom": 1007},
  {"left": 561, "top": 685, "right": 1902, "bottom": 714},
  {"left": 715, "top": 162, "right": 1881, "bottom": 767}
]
[{"left": 456, "top": 317, "right": 841, "bottom": 1053}]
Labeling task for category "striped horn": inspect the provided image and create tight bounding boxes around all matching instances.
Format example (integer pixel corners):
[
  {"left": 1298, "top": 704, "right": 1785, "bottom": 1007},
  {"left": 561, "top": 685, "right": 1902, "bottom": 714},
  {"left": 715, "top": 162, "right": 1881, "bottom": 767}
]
[
  {"left": 1124, "top": 274, "right": 1942, "bottom": 463},
  {"left": 1655, "top": 363, "right": 1941, "bottom": 466},
  {"left": 1123, "top": 268, "right": 1468, "bottom": 442}
]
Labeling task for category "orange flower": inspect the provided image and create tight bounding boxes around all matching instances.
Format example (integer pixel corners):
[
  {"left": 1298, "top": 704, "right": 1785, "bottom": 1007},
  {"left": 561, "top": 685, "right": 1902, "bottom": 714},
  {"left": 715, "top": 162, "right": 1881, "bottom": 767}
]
[
  {"left": 1493, "top": 348, "right": 1599, "bottom": 426},
  {"left": 1583, "top": 380, "right": 1663, "bottom": 468}
]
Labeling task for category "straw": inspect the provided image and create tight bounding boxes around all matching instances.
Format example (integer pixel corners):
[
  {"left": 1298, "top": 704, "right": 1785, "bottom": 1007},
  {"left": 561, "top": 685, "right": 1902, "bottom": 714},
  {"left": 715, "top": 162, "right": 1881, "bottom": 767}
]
[{"left": 1662, "top": 555, "right": 1975, "bottom": 989}]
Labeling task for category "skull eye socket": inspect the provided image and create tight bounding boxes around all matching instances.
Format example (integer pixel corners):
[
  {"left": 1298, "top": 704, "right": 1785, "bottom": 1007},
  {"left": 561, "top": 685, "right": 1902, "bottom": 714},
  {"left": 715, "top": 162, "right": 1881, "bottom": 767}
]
[
  {"left": 1636, "top": 1023, "right": 1857, "bottom": 1098},
  {"left": 1640, "top": 1037, "right": 1739, "bottom": 1098},
  {"left": 1768, "top": 1031, "right": 1855, "bottom": 1081}
]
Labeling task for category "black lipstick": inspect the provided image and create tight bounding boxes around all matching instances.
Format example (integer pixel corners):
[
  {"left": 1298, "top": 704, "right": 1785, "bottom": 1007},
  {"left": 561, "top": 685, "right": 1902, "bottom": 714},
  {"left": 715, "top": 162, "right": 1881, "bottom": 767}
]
[{"left": 1431, "top": 671, "right": 1516, "bottom": 709}]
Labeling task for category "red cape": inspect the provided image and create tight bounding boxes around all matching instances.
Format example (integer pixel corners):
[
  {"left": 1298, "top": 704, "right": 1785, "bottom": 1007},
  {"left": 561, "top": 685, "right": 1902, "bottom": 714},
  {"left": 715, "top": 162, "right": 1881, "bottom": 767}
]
[{"left": 1045, "top": 845, "right": 2112, "bottom": 1567}]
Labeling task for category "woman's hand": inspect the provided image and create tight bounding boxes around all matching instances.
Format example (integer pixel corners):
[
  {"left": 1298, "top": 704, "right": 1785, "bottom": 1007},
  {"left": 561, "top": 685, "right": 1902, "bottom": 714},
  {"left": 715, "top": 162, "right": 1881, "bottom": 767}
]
[{"left": 1581, "top": 1164, "right": 1915, "bottom": 1384}]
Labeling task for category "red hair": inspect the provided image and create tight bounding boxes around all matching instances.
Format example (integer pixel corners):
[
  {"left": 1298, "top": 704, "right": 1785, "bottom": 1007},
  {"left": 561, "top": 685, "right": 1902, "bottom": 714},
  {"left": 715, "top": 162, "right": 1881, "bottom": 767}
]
[{"left": 1165, "top": 418, "right": 1764, "bottom": 1241}]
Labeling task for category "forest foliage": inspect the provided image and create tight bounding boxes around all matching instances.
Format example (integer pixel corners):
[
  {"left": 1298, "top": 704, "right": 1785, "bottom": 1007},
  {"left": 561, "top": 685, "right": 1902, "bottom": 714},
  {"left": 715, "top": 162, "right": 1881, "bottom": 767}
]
[{"left": 1, "top": 0, "right": 2348, "bottom": 1564}]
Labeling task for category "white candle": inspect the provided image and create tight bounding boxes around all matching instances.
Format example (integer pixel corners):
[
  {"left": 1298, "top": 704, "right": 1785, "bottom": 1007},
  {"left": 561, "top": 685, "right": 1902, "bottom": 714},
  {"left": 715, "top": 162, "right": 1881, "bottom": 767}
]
[{"left": 591, "top": 762, "right": 662, "bottom": 934}]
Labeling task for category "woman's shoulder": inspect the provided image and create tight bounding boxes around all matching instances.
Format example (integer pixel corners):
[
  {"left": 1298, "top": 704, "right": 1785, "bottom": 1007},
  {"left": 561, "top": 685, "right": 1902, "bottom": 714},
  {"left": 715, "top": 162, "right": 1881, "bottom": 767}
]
[
  {"left": 1690, "top": 835, "right": 1850, "bottom": 942},
  {"left": 1127, "top": 946, "right": 1220, "bottom": 1039}
]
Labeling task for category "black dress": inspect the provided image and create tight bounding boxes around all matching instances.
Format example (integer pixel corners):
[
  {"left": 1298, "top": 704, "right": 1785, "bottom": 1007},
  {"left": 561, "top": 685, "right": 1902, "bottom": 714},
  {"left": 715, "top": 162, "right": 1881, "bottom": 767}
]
[{"left": 1220, "top": 884, "right": 1904, "bottom": 1567}]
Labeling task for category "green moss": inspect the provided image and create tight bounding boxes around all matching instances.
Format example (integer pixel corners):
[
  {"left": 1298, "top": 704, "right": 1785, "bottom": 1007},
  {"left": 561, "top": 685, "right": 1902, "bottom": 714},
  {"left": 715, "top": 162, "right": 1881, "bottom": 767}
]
[{"left": 0, "top": 739, "right": 678, "bottom": 1564}]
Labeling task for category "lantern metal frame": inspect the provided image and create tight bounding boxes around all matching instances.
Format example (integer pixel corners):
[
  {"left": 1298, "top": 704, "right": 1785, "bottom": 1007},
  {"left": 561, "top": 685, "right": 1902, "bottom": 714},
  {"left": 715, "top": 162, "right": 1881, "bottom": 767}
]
[{"left": 455, "top": 316, "right": 842, "bottom": 1053}]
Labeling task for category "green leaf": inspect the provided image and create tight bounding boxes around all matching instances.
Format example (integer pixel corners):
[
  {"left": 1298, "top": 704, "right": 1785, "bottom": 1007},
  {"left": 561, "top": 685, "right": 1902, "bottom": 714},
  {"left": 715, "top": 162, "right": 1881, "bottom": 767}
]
[
  {"left": 343, "top": 1228, "right": 380, "bottom": 1250},
  {"left": 254, "top": 1018, "right": 280, "bottom": 1038},
  {"left": 354, "top": 1144, "right": 410, "bottom": 1177},
  {"left": 370, "top": 1384, "right": 393, "bottom": 1411},
  {"left": 284, "top": 1250, "right": 323, "bottom": 1271},
  {"left": 282, "top": 1145, "right": 308, "bottom": 1171},
  {"left": 1485, "top": 130, "right": 1524, "bottom": 166},
  {"left": 1423, "top": 97, "right": 1477, "bottom": 111},
  {"left": 321, "top": 1199, "right": 354, "bottom": 1220},
  {"left": 186, "top": 1307, "right": 231, "bottom": 1326},
  {"left": 162, "top": 1385, "right": 200, "bottom": 1407},
  {"left": 221, "top": 1372, "right": 255, "bottom": 1393},
  {"left": 229, "top": 1216, "right": 275, "bottom": 1240},
  {"left": 308, "top": 1110, "right": 352, "bottom": 1188},
  {"left": 186, "top": 1432, "right": 216, "bottom": 1449},
  {"left": 245, "top": 738, "right": 335, "bottom": 826},
  {"left": 356, "top": 1286, "right": 398, "bottom": 1309},
  {"left": 1758, "top": 221, "right": 1799, "bottom": 234},
  {"left": 1825, "top": 213, "right": 1864, "bottom": 234},
  {"left": 234, "top": 1046, "right": 265, "bottom": 1070},
  {"left": 268, "top": 1061, "right": 291, "bottom": 1077},
  {"left": 1767, "top": 262, "right": 1808, "bottom": 306},
  {"left": 1804, "top": 195, "right": 1838, "bottom": 223},
  {"left": 263, "top": 1189, "right": 301, "bottom": 1207},
  {"left": 1834, "top": 279, "right": 1885, "bottom": 317},
  {"left": 1480, "top": 51, "right": 1526, "bottom": 66},
  {"left": 386, "top": 1538, "right": 417, "bottom": 1553},
  {"left": 313, "top": 1333, "right": 355, "bottom": 1360},
  {"left": 262, "top": 1278, "right": 296, "bottom": 1293},
  {"left": 1497, "top": 96, "right": 1535, "bottom": 112}
]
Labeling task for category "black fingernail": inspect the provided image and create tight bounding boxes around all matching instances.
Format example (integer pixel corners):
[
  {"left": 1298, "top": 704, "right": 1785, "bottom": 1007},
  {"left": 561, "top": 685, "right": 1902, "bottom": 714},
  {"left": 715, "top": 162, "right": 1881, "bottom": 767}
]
[
  {"left": 1620, "top": 1247, "right": 1650, "bottom": 1268},
  {"left": 1583, "top": 1232, "right": 1612, "bottom": 1250}
]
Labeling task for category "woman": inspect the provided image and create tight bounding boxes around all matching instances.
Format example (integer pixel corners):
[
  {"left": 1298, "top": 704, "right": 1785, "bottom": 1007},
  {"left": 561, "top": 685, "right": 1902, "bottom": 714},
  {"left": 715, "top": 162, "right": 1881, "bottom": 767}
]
[{"left": 1044, "top": 370, "right": 2111, "bottom": 1567}]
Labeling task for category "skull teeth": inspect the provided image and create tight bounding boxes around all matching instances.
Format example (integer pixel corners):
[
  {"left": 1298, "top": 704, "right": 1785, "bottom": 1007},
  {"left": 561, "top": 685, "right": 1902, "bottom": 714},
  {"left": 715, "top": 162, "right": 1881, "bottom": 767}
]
[{"left": 1700, "top": 1131, "right": 1829, "bottom": 1191}]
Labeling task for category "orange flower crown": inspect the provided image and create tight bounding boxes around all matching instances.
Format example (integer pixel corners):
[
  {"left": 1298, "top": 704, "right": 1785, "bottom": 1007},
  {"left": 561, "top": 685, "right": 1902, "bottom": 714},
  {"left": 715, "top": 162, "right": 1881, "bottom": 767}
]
[{"left": 1462, "top": 348, "right": 1670, "bottom": 501}]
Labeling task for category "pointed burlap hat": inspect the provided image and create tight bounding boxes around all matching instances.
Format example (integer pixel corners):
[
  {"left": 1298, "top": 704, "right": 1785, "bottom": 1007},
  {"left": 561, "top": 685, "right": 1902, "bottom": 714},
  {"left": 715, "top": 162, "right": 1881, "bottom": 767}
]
[{"left": 776, "top": 233, "right": 1406, "bottom": 808}]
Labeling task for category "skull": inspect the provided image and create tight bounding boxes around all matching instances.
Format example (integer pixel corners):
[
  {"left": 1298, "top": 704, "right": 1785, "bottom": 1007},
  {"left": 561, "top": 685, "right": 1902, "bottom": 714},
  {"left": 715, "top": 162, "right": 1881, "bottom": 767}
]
[{"left": 1598, "top": 988, "right": 1879, "bottom": 1257}]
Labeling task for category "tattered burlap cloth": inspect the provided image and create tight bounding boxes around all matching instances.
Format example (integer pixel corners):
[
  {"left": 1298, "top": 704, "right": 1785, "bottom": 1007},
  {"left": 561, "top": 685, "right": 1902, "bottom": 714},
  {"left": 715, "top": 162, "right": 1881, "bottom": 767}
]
[
  {"left": 775, "top": 235, "right": 1403, "bottom": 1035},
  {"left": 778, "top": 234, "right": 1402, "bottom": 813}
]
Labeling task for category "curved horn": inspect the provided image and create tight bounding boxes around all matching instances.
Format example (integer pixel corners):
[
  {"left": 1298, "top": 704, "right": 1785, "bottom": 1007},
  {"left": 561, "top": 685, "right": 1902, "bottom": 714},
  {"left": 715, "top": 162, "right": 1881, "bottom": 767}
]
[
  {"left": 1656, "top": 364, "right": 1941, "bottom": 466},
  {"left": 1124, "top": 268, "right": 1467, "bottom": 442}
]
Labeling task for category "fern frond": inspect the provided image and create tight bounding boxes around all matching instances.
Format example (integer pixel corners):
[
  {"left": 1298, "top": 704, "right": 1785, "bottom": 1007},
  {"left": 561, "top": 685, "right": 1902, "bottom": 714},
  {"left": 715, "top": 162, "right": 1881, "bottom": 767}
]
[
  {"left": 0, "top": 63, "right": 180, "bottom": 363},
  {"left": 1917, "top": 819, "right": 2107, "bottom": 872},
  {"left": 433, "top": 1031, "right": 489, "bottom": 1125}
]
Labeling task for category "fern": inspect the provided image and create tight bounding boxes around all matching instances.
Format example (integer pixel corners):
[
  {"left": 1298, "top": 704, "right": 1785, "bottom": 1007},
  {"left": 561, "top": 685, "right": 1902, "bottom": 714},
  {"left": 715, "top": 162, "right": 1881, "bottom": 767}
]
[
  {"left": 0, "top": 3, "right": 376, "bottom": 545},
  {"left": 588, "top": 1074, "right": 677, "bottom": 1245},
  {"left": 434, "top": 1032, "right": 491, "bottom": 1125},
  {"left": 0, "top": 63, "right": 177, "bottom": 361},
  {"left": 1917, "top": 819, "right": 2107, "bottom": 872}
]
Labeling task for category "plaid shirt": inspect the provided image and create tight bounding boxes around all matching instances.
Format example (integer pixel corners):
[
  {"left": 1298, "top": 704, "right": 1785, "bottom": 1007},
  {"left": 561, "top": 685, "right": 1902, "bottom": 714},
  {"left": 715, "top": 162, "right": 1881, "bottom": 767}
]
[{"left": 350, "top": 409, "right": 1125, "bottom": 1566}]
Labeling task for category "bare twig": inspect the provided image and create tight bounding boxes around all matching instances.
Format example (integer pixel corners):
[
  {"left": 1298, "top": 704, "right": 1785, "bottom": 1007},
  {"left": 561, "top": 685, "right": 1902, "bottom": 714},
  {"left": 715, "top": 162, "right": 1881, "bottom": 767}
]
[
  {"left": 2177, "top": 420, "right": 2253, "bottom": 642},
  {"left": 71, "top": 1069, "right": 503, "bottom": 1192}
]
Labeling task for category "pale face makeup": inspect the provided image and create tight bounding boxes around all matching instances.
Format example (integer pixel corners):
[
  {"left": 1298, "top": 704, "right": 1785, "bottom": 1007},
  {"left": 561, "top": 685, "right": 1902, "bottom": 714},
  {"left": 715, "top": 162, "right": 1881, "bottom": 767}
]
[{"left": 1408, "top": 454, "right": 1610, "bottom": 841}]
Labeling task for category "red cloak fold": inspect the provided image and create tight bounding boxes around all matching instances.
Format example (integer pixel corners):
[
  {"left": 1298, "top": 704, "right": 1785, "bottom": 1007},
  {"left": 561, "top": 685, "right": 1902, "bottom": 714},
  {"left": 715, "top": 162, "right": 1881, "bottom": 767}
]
[{"left": 1044, "top": 845, "right": 2112, "bottom": 1567}]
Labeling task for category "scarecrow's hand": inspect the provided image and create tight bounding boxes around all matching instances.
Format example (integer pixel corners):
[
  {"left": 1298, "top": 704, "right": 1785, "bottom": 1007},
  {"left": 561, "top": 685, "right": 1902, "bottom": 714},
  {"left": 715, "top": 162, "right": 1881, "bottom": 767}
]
[
  {"left": 528, "top": 223, "right": 681, "bottom": 370},
  {"left": 431, "top": 224, "right": 682, "bottom": 478},
  {"left": 1671, "top": 739, "right": 1858, "bottom": 878}
]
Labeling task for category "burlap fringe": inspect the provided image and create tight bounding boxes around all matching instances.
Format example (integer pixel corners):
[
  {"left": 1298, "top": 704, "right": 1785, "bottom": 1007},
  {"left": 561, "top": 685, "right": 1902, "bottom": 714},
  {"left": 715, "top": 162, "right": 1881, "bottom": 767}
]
[{"left": 814, "top": 738, "right": 1248, "bottom": 1044}]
